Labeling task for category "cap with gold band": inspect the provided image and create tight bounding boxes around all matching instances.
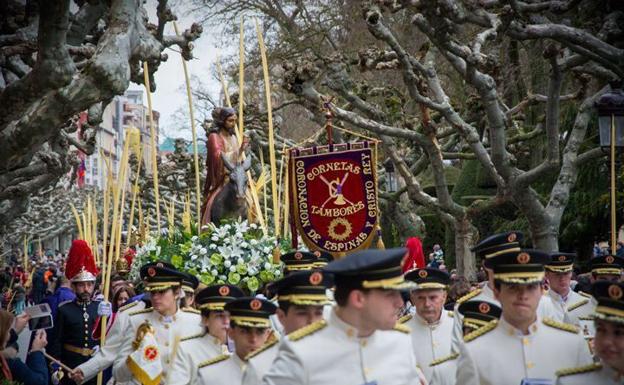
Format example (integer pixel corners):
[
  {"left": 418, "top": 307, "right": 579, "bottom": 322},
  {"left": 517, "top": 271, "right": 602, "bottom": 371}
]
[
  {"left": 226, "top": 297, "right": 277, "bottom": 328},
  {"left": 404, "top": 268, "right": 449, "bottom": 290},
  {"left": 268, "top": 270, "right": 334, "bottom": 306},
  {"left": 545, "top": 252, "right": 575, "bottom": 273},
  {"left": 181, "top": 272, "right": 199, "bottom": 293},
  {"left": 590, "top": 255, "right": 624, "bottom": 276},
  {"left": 592, "top": 281, "right": 624, "bottom": 325},
  {"left": 139, "top": 262, "right": 185, "bottom": 291},
  {"left": 312, "top": 250, "right": 334, "bottom": 268},
  {"left": 196, "top": 284, "right": 245, "bottom": 311},
  {"left": 471, "top": 231, "right": 524, "bottom": 269},
  {"left": 323, "top": 248, "right": 416, "bottom": 290},
  {"left": 458, "top": 300, "right": 502, "bottom": 332},
  {"left": 281, "top": 251, "right": 319, "bottom": 273},
  {"left": 490, "top": 249, "right": 550, "bottom": 284}
]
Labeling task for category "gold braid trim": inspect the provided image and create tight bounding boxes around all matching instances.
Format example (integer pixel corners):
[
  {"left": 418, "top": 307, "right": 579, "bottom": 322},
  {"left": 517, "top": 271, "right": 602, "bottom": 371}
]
[
  {"left": 129, "top": 308, "right": 153, "bottom": 316},
  {"left": 456, "top": 289, "right": 482, "bottom": 304},
  {"left": 543, "top": 318, "right": 580, "bottom": 334},
  {"left": 393, "top": 323, "right": 411, "bottom": 334},
  {"left": 180, "top": 331, "right": 207, "bottom": 342},
  {"left": 430, "top": 352, "right": 459, "bottom": 367},
  {"left": 579, "top": 291, "right": 593, "bottom": 299},
  {"left": 182, "top": 307, "right": 200, "bottom": 314},
  {"left": 556, "top": 363, "right": 602, "bottom": 377},
  {"left": 464, "top": 320, "right": 498, "bottom": 343},
  {"left": 245, "top": 333, "right": 279, "bottom": 360},
  {"left": 198, "top": 354, "right": 230, "bottom": 369},
  {"left": 567, "top": 299, "right": 589, "bottom": 312},
  {"left": 118, "top": 301, "right": 139, "bottom": 313},
  {"left": 398, "top": 314, "right": 413, "bottom": 324},
  {"left": 287, "top": 320, "right": 327, "bottom": 342}
]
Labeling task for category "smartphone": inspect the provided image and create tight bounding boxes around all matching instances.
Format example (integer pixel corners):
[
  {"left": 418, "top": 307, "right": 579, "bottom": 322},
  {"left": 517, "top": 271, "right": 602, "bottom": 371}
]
[{"left": 29, "top": 314, "right": 54, "bottom": 330}]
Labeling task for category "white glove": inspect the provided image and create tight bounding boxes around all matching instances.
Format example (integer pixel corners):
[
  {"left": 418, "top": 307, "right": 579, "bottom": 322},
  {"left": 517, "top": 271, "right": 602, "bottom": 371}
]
[{"left": 97, "top": 301, "right": 112, "bottom": 317}]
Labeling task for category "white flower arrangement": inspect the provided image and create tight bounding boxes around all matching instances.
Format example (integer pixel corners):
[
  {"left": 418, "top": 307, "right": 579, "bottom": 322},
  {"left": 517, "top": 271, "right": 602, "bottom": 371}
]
[{"left": 130, "top": 220, "right": 286, "bottom": 292}]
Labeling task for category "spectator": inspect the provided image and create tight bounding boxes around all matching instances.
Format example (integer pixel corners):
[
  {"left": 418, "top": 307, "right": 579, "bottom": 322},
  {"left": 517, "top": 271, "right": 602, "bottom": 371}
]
[
  {"left": 112, "top": 285, "right": 135, "bottom": 312},
  {"left": 12, "top": 283, "right": 26, "bottom": 315},
  {"left": 446, "top": 276, "right": 472, "bottom": 310},
  {"left": 0, "top": 310, "right": 49, "bottom": 385},
  {"left": 592, "top": 242, "right": 603, "bottom": 258},
  {"left": 427, "top": 253, "right": 440, "bottom": 269},
  {"left": 432, "top": 244, "right": 444, "bottom": 263},
  {"left": 43, "top": 276, "right": 76, "bottom": 319}
]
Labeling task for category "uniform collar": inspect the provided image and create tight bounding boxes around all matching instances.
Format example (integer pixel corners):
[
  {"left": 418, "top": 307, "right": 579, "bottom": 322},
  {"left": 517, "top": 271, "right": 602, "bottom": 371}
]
[
  {"left": 547, "top": 287, "right": 571, "bottom": 303},
  {"left": 329, "top": 307, "right": 371, "bottom": 340},
  {"left": 158, "top": 308, "right": 181, "bottom": 323},
  {"left": 480, "top": 283, "right": 496, "bottom": 301},
  {"left": 232, "top": 351, "right": 246, "bottom": 367},
  {"left": 415, "top": 310, "right": 446, "bottom": 327},
  {"left": 500, "top": 315, "right": 540, "bottom": 336}
]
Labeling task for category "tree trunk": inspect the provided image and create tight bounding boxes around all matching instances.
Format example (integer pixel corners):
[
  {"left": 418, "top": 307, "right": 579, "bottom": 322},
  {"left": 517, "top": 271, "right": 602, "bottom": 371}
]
[{"left": 454, "top": 216, "right": 477, "bottom": 280}]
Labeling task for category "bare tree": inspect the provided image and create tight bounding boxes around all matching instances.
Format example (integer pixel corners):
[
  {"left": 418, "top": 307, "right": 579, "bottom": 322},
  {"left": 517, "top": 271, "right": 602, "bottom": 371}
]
[
  {"left": 192, "top": 0, "right": 621, "bottom": 277},
  {"left": 0, "top": 0, "right": 202, "bottom": 227}
]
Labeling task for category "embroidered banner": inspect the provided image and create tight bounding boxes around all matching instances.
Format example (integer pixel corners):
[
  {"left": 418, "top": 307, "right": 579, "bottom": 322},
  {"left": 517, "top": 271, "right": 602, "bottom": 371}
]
[{"left": 289, "top": 142, "right": 379, "bottom": 255}]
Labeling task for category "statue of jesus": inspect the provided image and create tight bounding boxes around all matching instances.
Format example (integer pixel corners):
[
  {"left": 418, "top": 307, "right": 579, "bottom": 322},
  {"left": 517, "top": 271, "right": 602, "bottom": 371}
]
[{"left": 201, "top": 107, "right": 249, "bottom": 226}]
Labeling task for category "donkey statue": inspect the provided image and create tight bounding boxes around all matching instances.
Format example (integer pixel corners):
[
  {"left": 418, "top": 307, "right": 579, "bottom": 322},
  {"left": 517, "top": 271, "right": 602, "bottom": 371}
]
[{"left": 211, "top": 154, "right": 252, "bottom": 224}]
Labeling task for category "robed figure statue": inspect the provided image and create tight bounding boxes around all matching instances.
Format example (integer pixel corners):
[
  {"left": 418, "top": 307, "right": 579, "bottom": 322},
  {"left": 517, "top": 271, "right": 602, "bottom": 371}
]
[{"left": 201, "top": 107, "right": 250, "bottom": 226}]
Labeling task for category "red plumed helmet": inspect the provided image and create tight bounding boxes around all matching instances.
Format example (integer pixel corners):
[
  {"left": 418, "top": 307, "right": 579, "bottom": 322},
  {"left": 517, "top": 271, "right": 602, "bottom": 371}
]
[
  {"left": 65, "top": 240, "right": 98, "bottom": 282},
  {"left": 403, "top": 237, "right": 425, "bottom": 272}
]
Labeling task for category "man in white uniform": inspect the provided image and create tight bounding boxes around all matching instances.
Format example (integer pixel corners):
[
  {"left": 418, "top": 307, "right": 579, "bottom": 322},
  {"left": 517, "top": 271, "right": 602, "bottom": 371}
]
[
  {"left": 112, "top": 263, "right": 203, "bottom": 384},
  {"left": 242, "top": 269, "right": 333, "bottom": 385},
  {"left": 402, "top": 268, "right": 453, "bottom": 383},
  {"left": 556, "top": 280, "right": 624, "bottom": 384},
  {"left": 262, "top": 248, "right": 427, "bottom": 385},
  {"left": 456, "top": 249, "right": 593, "bottom": 385},
  {"left": 169, "top": 284, "right": 244, "bottom": 385},
  {"left": 545, "top": 252, "right": 595, "bottom": 325},
  {"left": 197, "top": 297, "right": 276, "bottom": 385},
  {"left": 429, "top": 300, "right": 502, "bottom": 385},
  {"left": 451, "top": 231, "right": 562, "bottom": 351}
]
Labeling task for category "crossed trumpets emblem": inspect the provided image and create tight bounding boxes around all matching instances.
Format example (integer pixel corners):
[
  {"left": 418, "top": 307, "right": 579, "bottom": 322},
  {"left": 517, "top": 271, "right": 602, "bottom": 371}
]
[{"left": 319, "top": 172, "right": 353, "bottom": 208}]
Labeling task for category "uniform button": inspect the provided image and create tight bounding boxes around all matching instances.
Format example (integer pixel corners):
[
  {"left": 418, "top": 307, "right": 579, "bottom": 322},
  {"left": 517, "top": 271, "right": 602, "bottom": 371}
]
[
  {"left": 84, "top": 343, "right": 88, "bottom": 347},
  {"left": 531, "top": 325, "right": 537, "bottom": 332},
  {"left": 522, "top": 338, "right": 529, "bottom": 345},
  {"left": 526, "top": 361, "right": 534, "bottom": 369},
  {"left": 346, "top": 329, "right": 354, "bottom": 338},
  {"left": 364, "top": 368, "right": 370, "bottom": 376},
  {"left": 432, "top": 341, "right": 438, "bottom": 347},
  {"left": 360, "top": 340, "right": 367, "bottom": 347},
  {"left": 164, "top": 324, "right": 169, "bottom": 329}
]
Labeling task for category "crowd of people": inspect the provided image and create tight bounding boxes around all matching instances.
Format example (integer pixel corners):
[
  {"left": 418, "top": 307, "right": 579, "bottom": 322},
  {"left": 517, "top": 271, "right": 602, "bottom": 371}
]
[{"left": 0, "top": 231, "right": 622, "bottom": 385}]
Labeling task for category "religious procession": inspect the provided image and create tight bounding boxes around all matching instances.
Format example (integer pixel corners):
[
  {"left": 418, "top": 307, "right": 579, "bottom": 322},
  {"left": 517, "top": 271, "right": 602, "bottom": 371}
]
[{"left": 1, "top": 1, "right": 623, "bottom": 385}]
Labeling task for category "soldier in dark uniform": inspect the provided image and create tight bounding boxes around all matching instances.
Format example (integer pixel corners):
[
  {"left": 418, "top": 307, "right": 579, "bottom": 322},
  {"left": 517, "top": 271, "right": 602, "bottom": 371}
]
[{"left": 48, "top": 240, "right": 100, "bottom": 385}]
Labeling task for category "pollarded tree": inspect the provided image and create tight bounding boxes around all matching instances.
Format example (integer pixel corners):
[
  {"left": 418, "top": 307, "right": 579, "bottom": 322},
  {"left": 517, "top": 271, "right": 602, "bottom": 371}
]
[
  {"left": 193, "top": 0, "right": 621, "bottom": 278},
  {"left": 0, "top": 0, "right": 202, "bottom": 227}
]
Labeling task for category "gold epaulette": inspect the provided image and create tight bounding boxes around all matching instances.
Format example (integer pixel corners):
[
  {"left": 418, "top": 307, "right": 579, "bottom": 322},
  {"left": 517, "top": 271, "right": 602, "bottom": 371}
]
[
  {"left": 198, "top": 354, "right": 230, "bottom": 369},
  {"left": 543, "top": 318, "right": 579, "bottom": 334},
  {"left": 246, "top": 333, "right": 279, "bottom": 360},
  {"left": 129, "top": 308, "right": 153, "bottom": 316},
  {"left": 398, "top": 314, "right": 413, "bottom": 324},
  {"left": 182, "top": 307, "right": 200, "bottom": 314},
  {"left": 464, "top": 320, "right": 497, "bottom": 342},
  {"left": 430, "top": 352, "right": 459, "bottom": 367},
  {"left": 456, "top": 289, "right": 482, "bottom": 304},
  {"left": 579, "top": 291, "right": 593, "bottom": 299},
  {"left": 287, "top": 320, "right": 327, "bottom": 342},
  {"left": 118, "top": 301, "right": 139, "bottom": 313},
  {"left": 578, "top": 315, "right": 594, "bottom": 321},
  {"left": 181, "top": 331, "right": 207, "bottom": 342},
  {"left": 567, "top": 299, "right": 589, "bottom": 311},
  {"left": 393, "top": 323, "right": 411, "bottom": 334},
  {"left": 556, "top": 362, "right": 602, "bottom": 377},
  {"left": 447, "top": 311, "right": 454, "bottom": 318}
]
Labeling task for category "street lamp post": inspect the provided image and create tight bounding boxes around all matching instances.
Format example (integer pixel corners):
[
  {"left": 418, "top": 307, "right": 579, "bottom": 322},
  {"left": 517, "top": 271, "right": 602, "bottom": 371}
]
[
  {"left": 595, "top": 81, "right": 624, "bottom": 254},
  {"left": 384, "top": 158, "right": 398, "bottom": 193}
]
